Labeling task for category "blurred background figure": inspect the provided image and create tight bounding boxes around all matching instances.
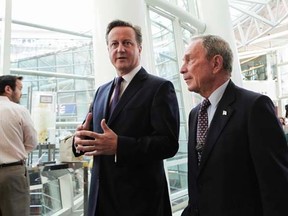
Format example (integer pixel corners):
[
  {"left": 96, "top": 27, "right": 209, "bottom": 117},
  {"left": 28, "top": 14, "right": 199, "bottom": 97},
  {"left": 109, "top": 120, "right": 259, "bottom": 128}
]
[{"left": 0, "top": 75, "right": 38, "bottom": 216}]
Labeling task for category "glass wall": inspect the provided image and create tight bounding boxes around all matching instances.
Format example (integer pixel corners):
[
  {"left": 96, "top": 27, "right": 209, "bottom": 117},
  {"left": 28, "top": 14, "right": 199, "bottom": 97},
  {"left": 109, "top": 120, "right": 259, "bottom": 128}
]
[
  {"left": 148, "top": 3, "right": 198, "bottom": 210},
  {"left": 1, "top": 0, "right": 95, "bottom": 144},
  {"left": 10, "top": 42, "right": 95, "bottom": 143},
  {"left": 240, "top": 55, "right": 268, "bottom": 81}
]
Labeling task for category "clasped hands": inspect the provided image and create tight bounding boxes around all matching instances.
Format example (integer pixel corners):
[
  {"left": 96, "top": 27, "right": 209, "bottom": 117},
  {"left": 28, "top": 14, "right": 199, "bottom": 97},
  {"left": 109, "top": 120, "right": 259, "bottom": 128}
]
[{"left": 74, "top": 113, "right": 118, "bottom": 156}]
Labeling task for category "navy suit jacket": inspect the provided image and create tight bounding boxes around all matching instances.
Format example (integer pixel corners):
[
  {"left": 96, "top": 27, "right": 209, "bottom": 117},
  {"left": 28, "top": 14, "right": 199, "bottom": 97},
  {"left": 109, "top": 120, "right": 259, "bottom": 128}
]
[
  {"left": 182, "top": 80, "right": 288, "bottom": 216},
  {"left": 75, "top": 68, "right": 179, "bottom": 216}
]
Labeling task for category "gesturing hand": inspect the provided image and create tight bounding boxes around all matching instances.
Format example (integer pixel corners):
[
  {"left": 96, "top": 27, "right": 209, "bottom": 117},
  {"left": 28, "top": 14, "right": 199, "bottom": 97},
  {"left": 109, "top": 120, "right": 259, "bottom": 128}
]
[
  {"left": 75, "top": 119, "right": 118, "bottom": 156},
  {"left": 74, "top": 112, "right": 92, "bottom": 141}
]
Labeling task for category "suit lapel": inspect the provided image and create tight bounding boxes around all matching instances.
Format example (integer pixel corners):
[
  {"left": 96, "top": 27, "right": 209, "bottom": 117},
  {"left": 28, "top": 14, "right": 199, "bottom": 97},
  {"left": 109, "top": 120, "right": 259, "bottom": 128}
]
[
  {"left": 103, "top": 81, "right": 114, "bottom": 120},
  {"left": 188, "top": 107, "right": 201, "bottom": 174},
  {"left": 198, "top": 81, "right": 236, "bottom": 173}
]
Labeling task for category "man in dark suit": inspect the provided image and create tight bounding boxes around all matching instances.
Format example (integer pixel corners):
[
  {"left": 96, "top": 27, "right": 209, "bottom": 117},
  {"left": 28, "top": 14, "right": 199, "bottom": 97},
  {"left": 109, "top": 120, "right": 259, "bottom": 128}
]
[
  {"left": 180, "top": 34, "right": 288, "bottom": 216},
  {"left": 73, "top": 20, "right": 179, "bottom": 216}
]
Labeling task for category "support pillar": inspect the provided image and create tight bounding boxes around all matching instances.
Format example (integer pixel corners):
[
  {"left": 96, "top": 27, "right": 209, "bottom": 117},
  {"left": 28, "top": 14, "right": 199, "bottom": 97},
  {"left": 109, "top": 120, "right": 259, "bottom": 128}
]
[
  {"left": 91, "top": 0, "right": 151, "bottom": 87},
  {"left": 197, "top": 0, "right": 243, "bottom": 86},
  {"left": 0, "top": 0, "right": 12, "bottom": 75}
]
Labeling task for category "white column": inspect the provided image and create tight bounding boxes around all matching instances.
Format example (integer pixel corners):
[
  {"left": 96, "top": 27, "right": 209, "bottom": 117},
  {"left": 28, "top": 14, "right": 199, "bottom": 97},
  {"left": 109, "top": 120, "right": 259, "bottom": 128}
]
[
  {"left": 91, "top": 0, "right": 152, "bottom": 87},
  {"left": 197, "top": 0, "right": 243, "bottom": 86},
  {"left": 0, "top": 0, "right": 12, "bottom": 75}
]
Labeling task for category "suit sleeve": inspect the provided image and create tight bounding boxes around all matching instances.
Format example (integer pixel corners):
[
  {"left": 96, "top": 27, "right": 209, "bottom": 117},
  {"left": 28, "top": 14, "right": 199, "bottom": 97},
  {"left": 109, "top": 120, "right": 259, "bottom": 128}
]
[
  {"left": 249, "top": 95, "right": 288, "bottom": 215},
  {"left": 117, "top": 81, "right": 180, "bottom": 164},
  {"left": 72, "top": 94, "right": 96, "bottom": 157}
]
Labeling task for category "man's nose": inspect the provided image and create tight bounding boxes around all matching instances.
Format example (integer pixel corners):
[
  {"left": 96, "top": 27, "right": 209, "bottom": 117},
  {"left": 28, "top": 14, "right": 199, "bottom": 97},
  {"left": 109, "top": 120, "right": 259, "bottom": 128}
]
[
  {"left": 180, "top": 64, "right": 186, "bottom": 74},
  {"left": 117, "top": 43, "right": 125, "bottom": 52}
]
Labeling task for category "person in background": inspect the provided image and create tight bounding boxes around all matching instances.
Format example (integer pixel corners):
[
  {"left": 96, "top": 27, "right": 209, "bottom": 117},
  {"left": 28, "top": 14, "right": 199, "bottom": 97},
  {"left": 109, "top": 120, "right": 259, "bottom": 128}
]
[
  {"left": 180, "top": 34, "right": 288, "bottom": 216},
  {"left": 73, "top": 19, "right": 179, "bottom": 216},
  {"left": 0, "top": 75, "right": 38, "bottom": 216},
  {"left": 280, "top": 116, "right": 288, "bottom": 142},
  {"left": 279, "top": 116, "right": 286, "bottom": 127}
]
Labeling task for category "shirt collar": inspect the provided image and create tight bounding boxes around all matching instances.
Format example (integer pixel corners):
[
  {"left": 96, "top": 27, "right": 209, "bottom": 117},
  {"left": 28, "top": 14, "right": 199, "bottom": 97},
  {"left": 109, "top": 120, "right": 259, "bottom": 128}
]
[
  {"left": 121, "top": 65, "right": 141, "bottom": 84},
  {"left": 0, "top": 96, "right": 10, "bottom": 101},
  {"left": 207, "top": 79, "right": 230, "bottom": 109}
]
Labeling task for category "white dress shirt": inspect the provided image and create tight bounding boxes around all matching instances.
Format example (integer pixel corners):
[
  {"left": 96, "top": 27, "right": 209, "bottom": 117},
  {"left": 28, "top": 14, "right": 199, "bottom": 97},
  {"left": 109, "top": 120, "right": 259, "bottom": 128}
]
[
  {"left": 0, "top": 96, "right": 38, "bottom": 164},
  {"left": 206, "top": 80, "right": 230, "bottom": 126}
]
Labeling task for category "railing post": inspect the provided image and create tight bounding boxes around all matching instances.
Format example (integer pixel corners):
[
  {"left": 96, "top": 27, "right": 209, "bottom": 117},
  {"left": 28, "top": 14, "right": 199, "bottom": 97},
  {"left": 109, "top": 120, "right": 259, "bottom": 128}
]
[{"left": 83, "top": 161, "right": 89, "bottom": 216}]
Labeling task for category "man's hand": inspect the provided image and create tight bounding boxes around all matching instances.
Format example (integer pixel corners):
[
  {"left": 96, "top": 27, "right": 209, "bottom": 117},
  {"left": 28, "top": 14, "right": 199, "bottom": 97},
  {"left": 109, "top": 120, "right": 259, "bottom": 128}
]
[{"left": 75, "top": 119, "right": 118, "bottom": 156}]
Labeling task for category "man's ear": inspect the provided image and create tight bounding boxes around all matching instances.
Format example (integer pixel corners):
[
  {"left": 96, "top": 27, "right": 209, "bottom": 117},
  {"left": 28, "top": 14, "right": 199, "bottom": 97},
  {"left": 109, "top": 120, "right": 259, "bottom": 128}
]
[
  {"left": 212, "top": 55, "right": 223, "bottom": 74},
  {"left": 4, "top": 85, "right": 12, "bottom": 94},
  {"left": 138, "top": 45, "right": 142, "bottom": 54}
]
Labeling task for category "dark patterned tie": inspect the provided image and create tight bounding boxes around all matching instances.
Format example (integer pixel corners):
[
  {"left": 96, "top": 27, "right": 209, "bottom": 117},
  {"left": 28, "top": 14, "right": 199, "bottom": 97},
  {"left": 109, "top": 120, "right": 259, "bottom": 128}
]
[
  {"left": 196, "top": 99, "right": 211, "bottom": 165},
  {"left": 109, "top": 76, "right": 123, "bottom": 115}
]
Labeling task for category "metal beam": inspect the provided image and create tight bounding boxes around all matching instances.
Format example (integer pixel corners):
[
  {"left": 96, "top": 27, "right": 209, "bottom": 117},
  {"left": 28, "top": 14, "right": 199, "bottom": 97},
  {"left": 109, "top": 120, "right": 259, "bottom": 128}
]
[
  {"left": 0, "top": 18, "right": 92, "bottom": 38},
  {"left": 10, "top": 68, "right": 95, "bottom": 80},
  {"left": 230, "top": 4, "right": 275, "bottom": 26},
  {"left": 230, "top": 0, "right": 269, "bottom": 5},
  {"left": 145, "top": 0, "right": 206, "bottom": 33}
]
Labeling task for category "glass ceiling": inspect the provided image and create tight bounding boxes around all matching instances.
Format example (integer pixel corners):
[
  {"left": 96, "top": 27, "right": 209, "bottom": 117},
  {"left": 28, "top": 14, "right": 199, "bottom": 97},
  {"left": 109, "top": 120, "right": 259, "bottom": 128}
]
[
  {"left": 229, "top": 0, "right": 288, "bottom": 57},
  {"left": 9, "top": 0, "right": 93, "bottom": 35},
  {"left": 1, "top": 0, "right": 288, "bottom": 59}
]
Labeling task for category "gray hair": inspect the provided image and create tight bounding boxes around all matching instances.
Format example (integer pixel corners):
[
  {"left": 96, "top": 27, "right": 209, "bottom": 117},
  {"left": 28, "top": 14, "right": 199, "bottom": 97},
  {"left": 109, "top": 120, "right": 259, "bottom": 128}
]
[{"left": 192, "top": 34, "right": 233, "bottom": 73}]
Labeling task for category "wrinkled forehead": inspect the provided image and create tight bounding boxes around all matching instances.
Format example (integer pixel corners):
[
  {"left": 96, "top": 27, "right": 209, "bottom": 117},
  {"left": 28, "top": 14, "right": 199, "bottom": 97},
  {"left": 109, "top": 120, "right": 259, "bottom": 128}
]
[{"left": 183, "top": 40, "right": 205, "bottom": 57}]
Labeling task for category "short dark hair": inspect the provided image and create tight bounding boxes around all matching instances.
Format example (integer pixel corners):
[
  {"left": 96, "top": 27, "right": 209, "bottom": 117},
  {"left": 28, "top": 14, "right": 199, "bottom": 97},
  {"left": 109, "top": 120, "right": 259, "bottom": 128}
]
[
  {"left": 105, "top": 19, "right": 142, "bottom": 46},
  {"left": 192, "top": 34, "right": 233, "bottom": 73},
  {"left": 0, "top": 75, "right": 23, "bottom": 95}
]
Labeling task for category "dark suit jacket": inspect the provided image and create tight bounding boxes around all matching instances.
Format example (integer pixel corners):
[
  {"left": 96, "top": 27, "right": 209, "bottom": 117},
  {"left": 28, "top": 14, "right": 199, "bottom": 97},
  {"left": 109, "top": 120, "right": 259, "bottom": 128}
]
[
  {"left": 75, "top": 68, "right": 179, "bottom": 216},
  {"left": 182, "top": 80, "right": 288, "bottom": 216}
]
